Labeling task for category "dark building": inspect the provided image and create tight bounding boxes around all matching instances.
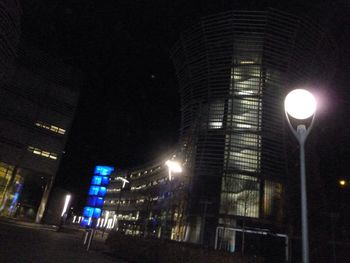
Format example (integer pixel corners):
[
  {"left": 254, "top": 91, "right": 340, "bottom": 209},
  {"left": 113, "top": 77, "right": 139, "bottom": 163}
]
[
  {"left": 0, "top": 0, "right": 80, "bottom": 222},
  {"left": 103, "top": 9, "right": 335, "bottom": 260}
]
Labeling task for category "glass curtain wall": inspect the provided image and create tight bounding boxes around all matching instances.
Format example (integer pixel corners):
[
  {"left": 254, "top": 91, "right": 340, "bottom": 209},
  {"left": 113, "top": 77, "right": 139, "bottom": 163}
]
[
  {"left": 220, "top": 36, "right": 263, "bottom": 219},
  {"left": 0, "top": 163, "right": 15, "bottom": 206},
  {"left": 0, "top": 162, "right": 23, "bottom": 216}
]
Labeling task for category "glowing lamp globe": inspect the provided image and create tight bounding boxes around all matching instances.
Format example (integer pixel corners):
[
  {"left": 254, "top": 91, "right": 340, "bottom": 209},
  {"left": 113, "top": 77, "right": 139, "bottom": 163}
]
[
  {"left": 165, "top": 160, "right": 182, "bottom": 173},
  {"left": 284, "top": 89, "right": 317, "bottom": 120}
]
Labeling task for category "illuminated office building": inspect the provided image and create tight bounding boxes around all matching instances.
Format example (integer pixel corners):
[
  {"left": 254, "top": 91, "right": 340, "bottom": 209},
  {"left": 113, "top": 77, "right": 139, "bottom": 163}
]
[
  {"left": 0, "top": 1, "right": 80, "bottom": 222},
  {"left": 0, "top": 48, "right": 80, "bottom": 222},
  {"left": 104, "top": 9, "right": 335, "bottom": 257}
]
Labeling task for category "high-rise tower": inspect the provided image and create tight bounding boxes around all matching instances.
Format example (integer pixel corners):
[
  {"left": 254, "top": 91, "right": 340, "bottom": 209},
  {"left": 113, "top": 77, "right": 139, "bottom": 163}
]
[{"left": 171, "top": 8, "right": 335, "bottom": 248}]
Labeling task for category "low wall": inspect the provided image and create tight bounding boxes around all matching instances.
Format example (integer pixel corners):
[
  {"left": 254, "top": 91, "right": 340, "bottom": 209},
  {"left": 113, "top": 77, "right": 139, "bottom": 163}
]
[{"left": 106, "top": 232, "right": 264, "bottom": 263}]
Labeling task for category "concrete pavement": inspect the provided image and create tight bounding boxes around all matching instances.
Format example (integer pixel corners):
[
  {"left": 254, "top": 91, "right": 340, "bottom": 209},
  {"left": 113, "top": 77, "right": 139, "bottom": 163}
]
[{"left": 0, "top": 219, "right": 126, "bottom": 263}]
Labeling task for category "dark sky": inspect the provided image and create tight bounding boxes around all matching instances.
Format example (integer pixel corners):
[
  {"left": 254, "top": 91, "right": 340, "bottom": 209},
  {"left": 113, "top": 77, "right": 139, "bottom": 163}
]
[{"left": 20, "top": 0, "right": 350, "bottom": 209}]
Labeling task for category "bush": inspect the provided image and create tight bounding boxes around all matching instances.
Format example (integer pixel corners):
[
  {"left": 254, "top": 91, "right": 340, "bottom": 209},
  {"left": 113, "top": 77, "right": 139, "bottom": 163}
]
[{"left": 106, "top": 232, "right": 264, "bottom": 263}]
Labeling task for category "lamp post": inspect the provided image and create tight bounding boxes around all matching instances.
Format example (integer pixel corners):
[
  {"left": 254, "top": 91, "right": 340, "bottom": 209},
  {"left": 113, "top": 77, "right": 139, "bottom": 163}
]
[
  {"left": 284, "top": 89, "right": 317, "bottom": 263},
  {"left": 61, "top": 194, "right": 72, "bottom": 217},
  {"left": 164, "top": 160, "right": 182, "bottom": 239},
  {"left": 165, "top": 160, "right": 182, "bottom": 180},
  {"left": 116, "top": 177, "right": 130, "bottom": 189},
  {"left": 115, "top": 177, "right": 129, "bottom": 231},
  {"left": 58, "top": 194, "right": 71, "bottom": 231}
]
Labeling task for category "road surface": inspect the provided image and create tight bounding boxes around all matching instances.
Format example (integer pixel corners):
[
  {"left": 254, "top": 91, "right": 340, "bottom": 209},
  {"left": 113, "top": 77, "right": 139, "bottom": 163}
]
[{"left": 0, "top": 219, "right": 125, "bottom": 263}]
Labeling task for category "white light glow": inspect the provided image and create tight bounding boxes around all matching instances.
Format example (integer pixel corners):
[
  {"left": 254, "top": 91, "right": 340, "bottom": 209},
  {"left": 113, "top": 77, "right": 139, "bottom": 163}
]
[
  {"left": 165, "top": 160, "right": 182, "bottom": 173},
  {"left": 240, "top": 60, "right": 255, "bottom": 64},
  {"left": 61, "top": 194, "right": 71, "bottom": 217},
  {"left": 209, "top": 121, "right": 222, "bottom": 129},
  {"left": 107, "top": 218, "right": 113, "bottom": 229},
  {"left": 285, "top": 89, "right": 317, "bottom": 120},
  {"left": 339, "top": 180, "right": 347, "bottom": 186},
  {"left": 112, "top": 215, "right": 117, "bottom": 229},
  {"left": 104, "top": 211, "right": 110, "bottom": 227},
  {"left": 237, "top": 123, "right": 252, "bottom": 129},
  {"left": 116, "top": 177, "right": 130, "bottom": 188}
]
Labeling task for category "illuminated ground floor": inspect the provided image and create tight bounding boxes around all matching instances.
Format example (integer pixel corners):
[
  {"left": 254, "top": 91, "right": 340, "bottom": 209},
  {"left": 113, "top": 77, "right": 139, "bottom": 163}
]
[
  {"left": 0, "top": 161, "right": 50, "bottom": 221},
  {"left": 74, "top": 160, "right": 289, "bottom": 261}
]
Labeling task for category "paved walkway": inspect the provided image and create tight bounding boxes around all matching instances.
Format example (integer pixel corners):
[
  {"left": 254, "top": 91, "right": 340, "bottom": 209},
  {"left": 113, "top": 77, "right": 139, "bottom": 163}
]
[{"left": 0, "top": 219, "right": 126, "bottom": 263}]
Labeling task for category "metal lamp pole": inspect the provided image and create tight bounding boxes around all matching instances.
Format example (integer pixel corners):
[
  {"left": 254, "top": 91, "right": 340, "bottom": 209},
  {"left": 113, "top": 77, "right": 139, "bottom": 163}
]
[
  {"left": 284, "top": 89, "right": 317, "bottom": 263},
  {"left": 166, "top": 168, "right": 172, "bottom": 239},
  {"left": 164, "top": 160, "right": 182, "bottom": 239},
  {"left": 115, "top": 177, "right": 129, "bottom": 231}
]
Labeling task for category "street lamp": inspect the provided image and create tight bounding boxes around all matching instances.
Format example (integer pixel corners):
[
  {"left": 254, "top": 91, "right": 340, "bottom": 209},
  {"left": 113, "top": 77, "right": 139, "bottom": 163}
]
[
  {"left": 116, "top": 177, "right": 130, "bottom": 188},
  {"left": 58, "top": 194, "right": 71, "bottom": 231},
  {"left": 284, "top": 89, "right": 317, "bottom": 263},
  {"left": 61, "top": 194, "right": 71, "bottom": 217},
  {"left": 115, "top": 176, "right": 129, "bottom": 231},
  {"left": 165, "top": 160, "right": 182, "bottom": 181},
  {"left": 164, "top": 160, "right": 182, "bottom": 239}
]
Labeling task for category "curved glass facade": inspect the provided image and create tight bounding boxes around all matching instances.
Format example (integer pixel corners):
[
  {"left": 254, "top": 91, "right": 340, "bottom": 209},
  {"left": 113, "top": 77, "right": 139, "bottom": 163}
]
[{"left": 171, "top": 9, "right": 335, "bottom": 245}]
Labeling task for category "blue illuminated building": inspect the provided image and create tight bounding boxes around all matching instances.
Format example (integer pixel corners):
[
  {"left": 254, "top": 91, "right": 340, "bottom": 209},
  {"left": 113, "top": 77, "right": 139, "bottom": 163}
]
[{"left": 81, "top": 165, "right": 114, "bottom": 227}]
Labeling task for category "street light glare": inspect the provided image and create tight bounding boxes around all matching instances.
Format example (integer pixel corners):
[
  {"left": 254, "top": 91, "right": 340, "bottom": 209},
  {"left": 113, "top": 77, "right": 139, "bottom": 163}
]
[
  {"left": 339, "top": 180, "right": 347, "bottom": 187},
  {"left": 165, "top": 160, "right": 182, "bottom": 173},
  {"left": 284, "top": 89, "right": 317, "bottom": 120},
  {"left": 61, "top": 194, "right": 71, "bottom": 217},
  {"left": 116, "top": 177, "right": 129, "bottom": 188}
]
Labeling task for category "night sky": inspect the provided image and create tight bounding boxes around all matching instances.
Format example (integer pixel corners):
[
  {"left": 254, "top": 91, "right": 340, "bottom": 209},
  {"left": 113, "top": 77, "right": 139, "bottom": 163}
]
[{"left": 20, "top": 0, "right": 350, "bottom": 209}]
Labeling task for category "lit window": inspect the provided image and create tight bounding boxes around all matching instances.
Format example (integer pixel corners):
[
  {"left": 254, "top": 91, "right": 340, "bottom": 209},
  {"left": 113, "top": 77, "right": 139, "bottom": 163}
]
[
  {"left": 237, "top": 123, "right": 252, "bottom": 129},
  {"left": 33, "top": 149, "right": 41, "bottom": 155},
  {"left": 220, "top": 174, "right": 260, "bottom": 218},
  {"left": 240, "top": 60, "right": 255, "bottom": 64},
  {"left": 35, "top": 121, "right": 66, "bottom": 135},
  {"left": 41, "top": 151, "right": 50, "bottom": 157},
  {"left": 264, "top": 180, "right": 283, "bottom": 219},
  {"left": 58, "top": 128, "right": 65, "bottom": 134},
  {"left": 50, "top": 126, "right": 58, "bottom": 132},
  {"left": 27, "top": 146, "right": 58, "bottom": 161},
  {"left": 49, "top": 155, "right": 57, "bottom": 160}
]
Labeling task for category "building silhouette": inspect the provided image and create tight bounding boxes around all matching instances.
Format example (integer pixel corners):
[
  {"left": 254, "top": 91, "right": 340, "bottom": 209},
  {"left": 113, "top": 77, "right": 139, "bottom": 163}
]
[{"left": 0, "top": 0, "right": 81, "bottom": 222}]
